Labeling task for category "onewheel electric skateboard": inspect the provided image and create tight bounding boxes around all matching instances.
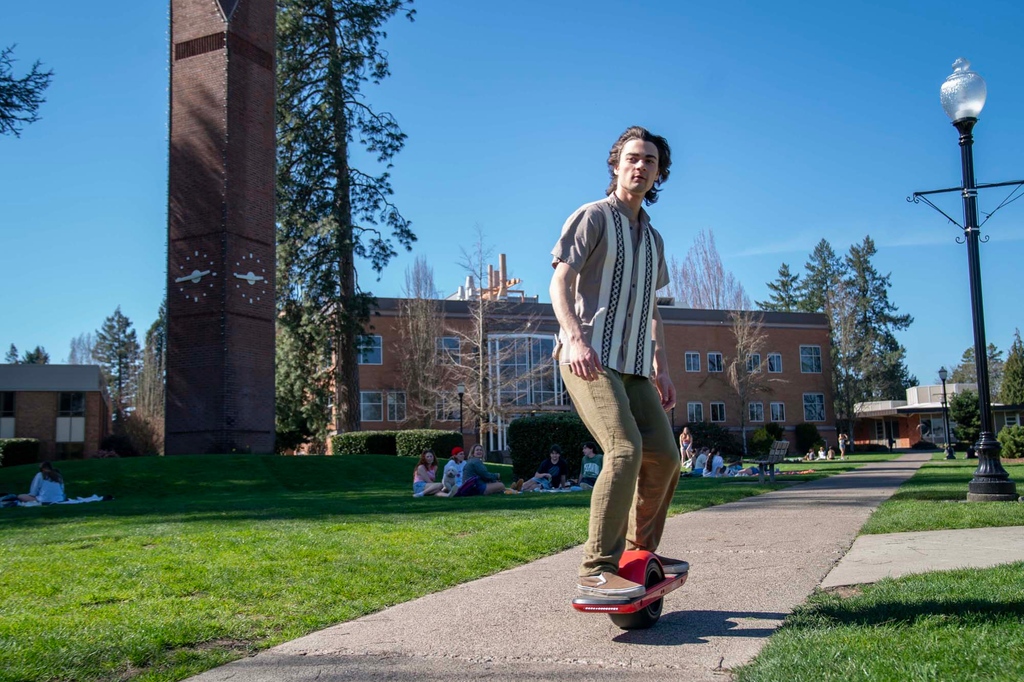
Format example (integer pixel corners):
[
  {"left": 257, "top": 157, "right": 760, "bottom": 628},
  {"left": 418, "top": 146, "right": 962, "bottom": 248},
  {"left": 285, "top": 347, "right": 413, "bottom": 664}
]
[{"left": 572, "top": 550, "right": 688, "bottom": 629}]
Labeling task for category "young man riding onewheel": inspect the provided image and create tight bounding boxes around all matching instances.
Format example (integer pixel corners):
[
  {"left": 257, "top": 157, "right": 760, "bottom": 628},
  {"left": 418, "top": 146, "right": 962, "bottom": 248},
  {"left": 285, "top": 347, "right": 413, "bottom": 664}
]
[{"left": 550, "top": 126, "right": 688, "bottom": 600}]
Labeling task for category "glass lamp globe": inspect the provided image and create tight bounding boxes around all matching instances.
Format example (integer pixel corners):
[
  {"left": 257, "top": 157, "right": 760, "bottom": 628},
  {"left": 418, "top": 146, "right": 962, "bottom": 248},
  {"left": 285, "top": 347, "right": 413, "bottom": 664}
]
[
  {"left": 941, "top": 58, "right": 987, "bottom": 122},
  {"left": 939, "top": 366, "right": 948, "bottom": 382}
]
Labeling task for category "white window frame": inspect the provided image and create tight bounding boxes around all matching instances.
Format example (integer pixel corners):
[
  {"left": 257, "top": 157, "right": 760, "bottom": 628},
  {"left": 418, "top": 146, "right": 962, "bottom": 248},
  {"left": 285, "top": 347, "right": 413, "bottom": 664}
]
[
  {"left": 435, "top": 393, "right": 459, "bottom": 422},
  {"left": 56, "top": 392, "right": 86, "bottom": 443},
  {"left": 0, "top": 392, "right": 14, "bottom": 439},
  {"left": 749, "top": 402, "right": 764, "bottom": 422},
  {"left": 708, "top": 352, "right": 724, "bottom": 373},
  {"left": 767, "top": 352, "right": 783, "bottom": 373},
  {"left": 770, "top": 401, "right": 786, "bottom": 423},
  {"left": 387, "top": 391, "right": 406, "bottom": 422},
  {"left": 746, "top": 353, "right": 761, "bottom": 373},
  {"left": 687, "top": 402, "right": 703, "bottom": 423},
  {"left": 684, "top": 352, "right": 700, "bottom": 372},
  {"left": 360, "top": 391, "right": 383, "bottom": 422},
  {"left": 803, "top": 393, "right": 826, "bottom": 422},
  {"left": 800, "top": 345, "right": 822, "bottom": 374},
  {"left": 436, "top": 336, "right": 460, "bottom": 365},
  {"left": 357, "top": 335, "right": 383, "bottom": 365},
  {"left": 1002, "top": 413, "right": 1020, "bottom": 428},
  {"left": 710, "top": 401, "right": 726, "bottom": 423}
]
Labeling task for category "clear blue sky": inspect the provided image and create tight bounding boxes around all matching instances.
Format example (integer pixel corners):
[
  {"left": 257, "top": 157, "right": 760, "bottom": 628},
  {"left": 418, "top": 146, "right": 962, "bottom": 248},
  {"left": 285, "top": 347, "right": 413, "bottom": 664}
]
[{"left": 3, "top": 1, "right": 1023, "bottom": 386}]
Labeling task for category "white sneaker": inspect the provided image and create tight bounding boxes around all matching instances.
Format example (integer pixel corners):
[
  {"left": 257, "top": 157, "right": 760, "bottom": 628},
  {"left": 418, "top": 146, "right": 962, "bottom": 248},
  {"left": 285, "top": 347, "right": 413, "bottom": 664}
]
[{"left": 577, "top": 572, "right": 645, "bottom": 599}]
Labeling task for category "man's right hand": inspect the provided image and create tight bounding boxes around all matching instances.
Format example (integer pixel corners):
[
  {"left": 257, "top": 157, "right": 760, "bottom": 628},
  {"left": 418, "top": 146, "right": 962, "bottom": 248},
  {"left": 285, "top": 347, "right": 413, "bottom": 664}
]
[{"left": 569, "top": 339, "right": 603, "bottom": 381}]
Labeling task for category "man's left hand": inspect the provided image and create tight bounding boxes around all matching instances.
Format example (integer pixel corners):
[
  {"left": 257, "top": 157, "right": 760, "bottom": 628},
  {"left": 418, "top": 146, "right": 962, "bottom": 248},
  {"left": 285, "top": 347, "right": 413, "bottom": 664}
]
[{"left": 654, "top": 370, "right": 676, "bottom": 411}]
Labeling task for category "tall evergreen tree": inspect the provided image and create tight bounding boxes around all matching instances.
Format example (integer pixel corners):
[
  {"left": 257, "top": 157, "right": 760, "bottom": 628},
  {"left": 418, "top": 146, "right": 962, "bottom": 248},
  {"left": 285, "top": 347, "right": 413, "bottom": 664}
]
[
  {"left": 22, "top": 346, "right": 50, "bottom": 364},
  {"left": 798, "top": 239, "right": 845, "bottom": 314},
  {"left": 276, "top": 0, "right": 416, "bottom": 433},
  {"left": 844, "top": 236, "right": 914, "bottom": 399},
  {"left": 949, "top": 343, "right": 1004, "bottom": 395},
  {"left": 0, "top": 45, "right": 53, "bottom": 137},
  {"left": 5, "top": 344, "right": 19, "bottom": 363},
  {"left": 757, "top": 262, "right": 801, "bottom": 312},
  {"left": 136, "top": 301, "right": 167, "bottom": 452},
  {"left": 1000, "top": 330, "right": 1024, "bottom": 405},
  {"left": 93, "top": 306, "right": 142, "bottom": 418},
  {"left": 950, "top": 389, "right": 981, "bottom": 446}
]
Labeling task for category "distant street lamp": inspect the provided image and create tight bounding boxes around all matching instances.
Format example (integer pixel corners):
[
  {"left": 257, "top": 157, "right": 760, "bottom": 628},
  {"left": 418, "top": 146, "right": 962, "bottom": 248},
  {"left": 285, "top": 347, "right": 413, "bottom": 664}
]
[
  {"left": 938, "top": 367, "right": 955, "bottom": 460},
  {"left": 912, "top": 58, "right": 1019, "bottom": 501},
  {"left": 457, "top": 383, "right": 466, "bottom": 436}
]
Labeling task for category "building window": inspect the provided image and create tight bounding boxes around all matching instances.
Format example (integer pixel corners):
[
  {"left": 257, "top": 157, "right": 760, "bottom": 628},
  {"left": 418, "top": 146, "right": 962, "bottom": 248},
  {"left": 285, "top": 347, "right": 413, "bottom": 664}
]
[
  {"left": 360, "top": 391, "right": 383, "bottom": 422},
  {"left": 357, "top": 335, "right": 383, "bottom": 365},
  {"left": 746, "top": 353, "right": 761, "bottom": 373},
  {"left": 491, "top": 335, "right": 561, "bottom": 407},
  {"left": 800, "top": 345, "right": 822, "bottom": 373},
  {"left": 387, "top": 391, "right": 406, "bottom": 422},
  {"left": 687, "top": 402, "right": 703, "bottom": 423},
  {"left": 685, "top": 352, "right": 700, "bottom": 372},
  {"left": 710, "top": 402, "right": 726, "bottom": 423},
  {"left": 436, "top": 336, "right": 460, "bottom": 365},
  {"left": 874, "top": 421, "right": 886, "bottom": 441},
  {"left": 1005, "top": 414, "right": 1021, "bottom": 428},
  {"left": 749, "top": 402, "right": 764, "bottom": 422},
  {"left": 56, "top": 392, "right": 86, "bottom": 443},
  {"left": 707, "top": 352, "right": 723, "bottom": 373},
  {"left": 435, "top": 393, "right": 459, "bottom": 422},
  {"left": 770, "top": 401, "right": 786, "bottom": 422},
  {"left": 0, "top": 391, "right": 13, "bottom": 439},
  {"left": 767, "top": 352, "right": 783, "bottom": 373},
  {"left": 803, "top": 393, "right": 826, "bottom": 422}
]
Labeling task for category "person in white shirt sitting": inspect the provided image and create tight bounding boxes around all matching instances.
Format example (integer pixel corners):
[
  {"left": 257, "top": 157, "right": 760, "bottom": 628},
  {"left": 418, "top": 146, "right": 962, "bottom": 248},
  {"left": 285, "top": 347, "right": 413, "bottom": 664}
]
[{"left": 18, "top": 461, "right": 66, "bottom": 504}]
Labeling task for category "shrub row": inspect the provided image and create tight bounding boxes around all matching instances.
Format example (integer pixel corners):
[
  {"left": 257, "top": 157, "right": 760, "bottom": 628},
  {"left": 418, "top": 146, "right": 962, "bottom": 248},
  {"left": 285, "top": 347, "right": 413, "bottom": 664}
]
[
  {"left": 683, "top": 421, "right": 742, "bottom": 459},
  {"left": 0, "top": 439, "right": 41, "bottom": 468},
  {"left": 794, "top": 422, "right": 824, "bottom": 454},
  {"left": 748, "top": 423, "right": 786, "bottom": 456},
  {"left": 507, "top": 413, "right": 597, "bottom": 480},
  {"left": 997, "top": 424, "right": 1024, "bottom": 458},
  {"left": 331, "top": 429, "right": 463, "bottom": 458}
]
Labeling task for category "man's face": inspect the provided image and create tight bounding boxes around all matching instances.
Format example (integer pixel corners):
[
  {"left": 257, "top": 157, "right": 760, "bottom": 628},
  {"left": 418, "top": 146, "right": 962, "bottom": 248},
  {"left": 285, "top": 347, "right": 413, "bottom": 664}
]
[
  {"left": 550, "top": 451, "right": 560, "bottom": 462},
  {"left": 614, "top": 139, "right": 659, "bottom": 199},
  {"left": 583, "top": 446, "right": 594, "bottom": 457}
]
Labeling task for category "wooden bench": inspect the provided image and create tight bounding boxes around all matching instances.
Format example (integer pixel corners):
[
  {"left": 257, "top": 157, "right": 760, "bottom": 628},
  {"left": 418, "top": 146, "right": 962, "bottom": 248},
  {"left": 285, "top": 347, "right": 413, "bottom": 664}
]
[{"left": 745, "top": 440, "right": 789, "bottom": 483}]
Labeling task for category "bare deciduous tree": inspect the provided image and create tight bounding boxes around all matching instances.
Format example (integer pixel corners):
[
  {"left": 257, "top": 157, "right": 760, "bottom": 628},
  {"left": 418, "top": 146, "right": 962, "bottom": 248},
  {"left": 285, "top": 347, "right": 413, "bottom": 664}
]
[
  {"left": 726, "top": 310, "right": 781, "bottom": 453},
  {"left": 668, "top": 229, "right": 750, "bottom": 310},
  {"left": 394, "top": 256, "right": 447, "bottom": 427},
  {"left": 67, "top": 333, "right": 96, "bottom": 365}
]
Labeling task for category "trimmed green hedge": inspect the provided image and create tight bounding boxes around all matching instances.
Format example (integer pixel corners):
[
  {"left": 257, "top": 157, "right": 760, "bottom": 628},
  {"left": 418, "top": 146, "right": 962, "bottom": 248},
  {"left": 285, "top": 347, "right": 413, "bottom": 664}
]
[
  {"left": 684, "top": 421, "right": 742, "bottom": 459},
  {"left": 331, "top": 429, "right": 463, "bottom": 457},
  {"left": 794, "top": 422, "right": 824, "bottom": 455},
  {"left": 749, "top": 422, "right": 786, "bottom": 456},
  {"left": 395, "top": 430, "right": 463, "bottom": 458},
  {"left": 331, "top": 431, "right": 397, "bottom": 456},
  {"left": 507, "top": 413, "right": 597, "bottom": 480},
  {"left": 0, "top": 439, "right": 41, "bottom": 468}
]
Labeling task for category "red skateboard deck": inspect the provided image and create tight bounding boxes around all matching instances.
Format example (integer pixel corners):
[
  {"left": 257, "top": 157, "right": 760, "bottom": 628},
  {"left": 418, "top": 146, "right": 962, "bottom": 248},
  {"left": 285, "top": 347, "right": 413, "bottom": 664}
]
[{"left": 572, "top": 550, "right": 688, "bottom": 629}]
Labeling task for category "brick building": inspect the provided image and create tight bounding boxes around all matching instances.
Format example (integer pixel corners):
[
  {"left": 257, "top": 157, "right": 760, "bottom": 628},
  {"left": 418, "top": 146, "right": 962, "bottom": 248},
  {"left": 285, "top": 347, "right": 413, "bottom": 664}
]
[
  {"left": 0, "top": 365, "right": 112, "bottom": 460},
  {"left": 349, "top": 297, "right": 835, "bottom": 453}
]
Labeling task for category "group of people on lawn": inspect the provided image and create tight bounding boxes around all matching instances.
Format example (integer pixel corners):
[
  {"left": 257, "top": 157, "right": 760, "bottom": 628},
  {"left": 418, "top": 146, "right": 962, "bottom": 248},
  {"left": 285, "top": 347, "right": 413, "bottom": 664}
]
[{"left": 411, "top": 442, "right": 604, "bottom": 498}]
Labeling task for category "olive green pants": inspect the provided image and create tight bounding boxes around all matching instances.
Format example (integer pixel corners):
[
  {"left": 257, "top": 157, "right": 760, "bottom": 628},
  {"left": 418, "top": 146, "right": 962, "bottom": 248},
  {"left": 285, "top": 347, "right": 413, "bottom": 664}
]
[{"left": 560, "top": 366, "right": 681, "bottom": 577}]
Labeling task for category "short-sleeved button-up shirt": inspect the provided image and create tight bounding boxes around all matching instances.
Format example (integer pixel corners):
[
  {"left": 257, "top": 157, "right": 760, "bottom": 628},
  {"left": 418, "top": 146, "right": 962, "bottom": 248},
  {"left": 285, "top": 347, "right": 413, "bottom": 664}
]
[{"left": 551, "top": 194, "right": 669, "bottom": 377}]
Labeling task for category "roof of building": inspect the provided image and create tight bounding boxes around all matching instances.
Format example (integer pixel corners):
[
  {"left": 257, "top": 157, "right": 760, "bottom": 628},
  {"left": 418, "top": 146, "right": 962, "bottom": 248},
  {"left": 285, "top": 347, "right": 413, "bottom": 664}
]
[{"left": 0, "top": 364, "right": 107, "bottom": 392}]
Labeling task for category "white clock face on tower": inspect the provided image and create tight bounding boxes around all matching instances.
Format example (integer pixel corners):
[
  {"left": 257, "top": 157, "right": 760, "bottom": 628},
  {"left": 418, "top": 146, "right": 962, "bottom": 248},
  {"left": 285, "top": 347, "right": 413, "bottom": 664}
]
[
  {"left": 233, "top": 252, "right": 268, "bottom": 304},
  {"left": 174, "top": 251, "right": 217, "bottom": 303}
]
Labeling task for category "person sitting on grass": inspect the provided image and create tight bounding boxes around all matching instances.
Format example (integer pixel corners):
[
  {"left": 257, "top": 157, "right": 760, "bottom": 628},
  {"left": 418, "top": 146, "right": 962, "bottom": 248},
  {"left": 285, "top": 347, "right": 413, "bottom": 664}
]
[
  {"left": 576, "top": 442, "right": 603, "bottom": 490},
  {"left": 690, "top": 448, "right": 709, "bottom": 477},
  {"left": 438, "top": 446, "right": 466, "bottom": 497},
  {"left": 455, "top": 444, "right": 505, "bottom": 496},
  {"left": 412, "top": 450, "right": 444, "bottom": 497},
  {"left": 18, "top": 461, "right": 66, "bottom": 504},
  {"left": 519, "top": 444, "right": 569, "bottom": 492},
  {"left": 703, "top": 448, "right": 725, "bottom": 478}
]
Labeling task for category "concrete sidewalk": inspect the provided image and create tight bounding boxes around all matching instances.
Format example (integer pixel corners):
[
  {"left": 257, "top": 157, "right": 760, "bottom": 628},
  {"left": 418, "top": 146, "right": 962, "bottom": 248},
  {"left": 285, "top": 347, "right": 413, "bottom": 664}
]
[{"left": 187, "top": 453, "right": 933, "bottom": 682}]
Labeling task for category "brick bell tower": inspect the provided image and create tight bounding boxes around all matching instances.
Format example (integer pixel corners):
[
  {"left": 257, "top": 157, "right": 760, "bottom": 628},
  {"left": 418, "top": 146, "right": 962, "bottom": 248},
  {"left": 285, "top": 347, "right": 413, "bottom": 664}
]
[{"left": 166, "top": 0, "right": 276, "bottom": 454}]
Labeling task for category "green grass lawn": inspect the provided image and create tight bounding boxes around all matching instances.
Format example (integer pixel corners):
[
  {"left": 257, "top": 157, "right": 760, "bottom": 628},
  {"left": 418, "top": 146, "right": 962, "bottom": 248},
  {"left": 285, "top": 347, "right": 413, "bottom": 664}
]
[
  {"left": 736, "top": 453, "right": 1024, "bottom": 682},
  {"left": 0, "top": 453, "right": 809, "bottom": 682}
]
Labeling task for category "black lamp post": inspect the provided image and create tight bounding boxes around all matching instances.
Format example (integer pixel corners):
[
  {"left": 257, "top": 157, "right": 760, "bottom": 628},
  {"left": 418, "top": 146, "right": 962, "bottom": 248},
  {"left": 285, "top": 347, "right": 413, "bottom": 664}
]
[
  {"left": 938, "top": 366, "right": 955, "bottom": 460},
  {"left": 935, "top": 59, "right": 1016, "bottom": 501},
  {"left": 457, "top": 383, "right": 465, "bottom": 436}
]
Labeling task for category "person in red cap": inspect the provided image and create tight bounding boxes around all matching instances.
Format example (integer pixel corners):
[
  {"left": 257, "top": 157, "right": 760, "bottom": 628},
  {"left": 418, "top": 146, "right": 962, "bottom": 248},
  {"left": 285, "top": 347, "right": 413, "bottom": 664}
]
[{"left": 439, "top": 446, "right": 466, "bottom": 496}]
